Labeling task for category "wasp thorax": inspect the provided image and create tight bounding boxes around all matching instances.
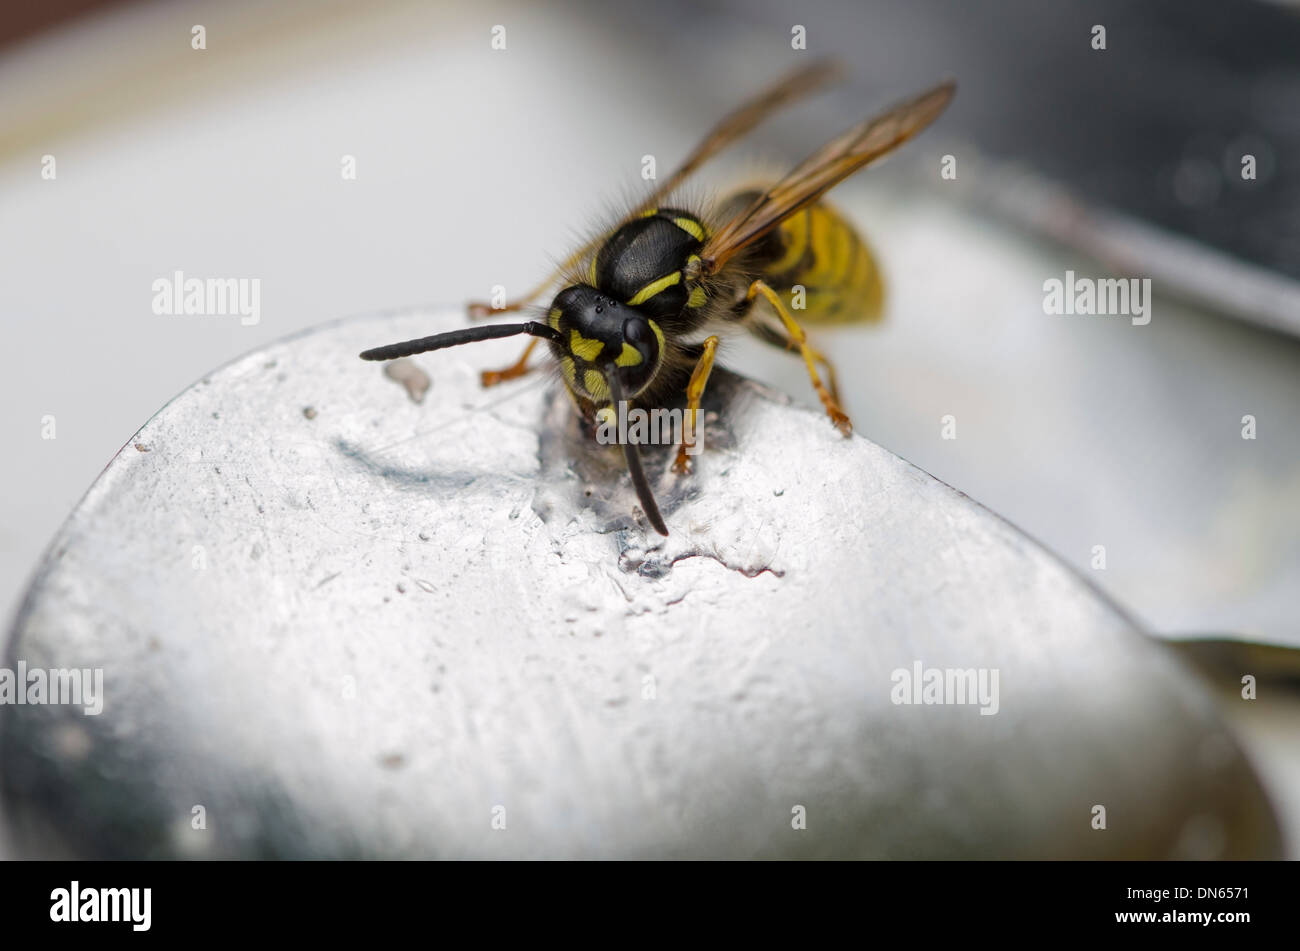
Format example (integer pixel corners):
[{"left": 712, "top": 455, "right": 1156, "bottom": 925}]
[{"left": 548, "top": 284, "right": 663, "bottom": 402}]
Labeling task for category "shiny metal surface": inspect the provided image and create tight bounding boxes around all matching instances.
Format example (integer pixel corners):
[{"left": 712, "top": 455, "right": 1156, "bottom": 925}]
[{"left": 0, "top": 309, "right": 1280, "bottom": 858}]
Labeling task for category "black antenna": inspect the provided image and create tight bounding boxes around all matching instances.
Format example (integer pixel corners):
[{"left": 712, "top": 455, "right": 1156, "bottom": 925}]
[
  {"left": 606, "top": 370, "right": 668, "bottom": 536},
  {"left": 359, "top": 322, "right": 561, "bottom": 362}
]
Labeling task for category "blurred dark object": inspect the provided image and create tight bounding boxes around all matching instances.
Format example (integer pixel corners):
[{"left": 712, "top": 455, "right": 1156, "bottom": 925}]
[
  {"left": 943, "top": 0, "right": 1300, "bottom": 285},
  {"left": 608, "top": 0, "right": 1300, "bottom": 335},
  {"left": 0, "top": 0, "right": 132, "bottom": 52},
  {"left": 1175, "top": 638, "right": 1300, "bottom": 689}
]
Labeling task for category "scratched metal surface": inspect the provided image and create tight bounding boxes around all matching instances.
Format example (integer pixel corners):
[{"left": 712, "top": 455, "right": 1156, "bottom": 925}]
[{"left": 0, "top": 310, "right": 1280, "bottom": 858}]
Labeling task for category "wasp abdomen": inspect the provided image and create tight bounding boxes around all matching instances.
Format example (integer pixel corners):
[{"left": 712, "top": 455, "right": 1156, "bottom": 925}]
[{"left": 725, "top": 191, "right": 884, "bottom": 325}]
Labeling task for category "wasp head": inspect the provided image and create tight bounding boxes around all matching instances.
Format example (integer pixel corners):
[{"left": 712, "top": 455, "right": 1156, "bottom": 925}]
[{"left": 547, "top": 285, "right": 663, "bottom": 404}]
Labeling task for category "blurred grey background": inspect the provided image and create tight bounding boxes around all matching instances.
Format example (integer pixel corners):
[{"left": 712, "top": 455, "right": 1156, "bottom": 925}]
[{"left": 1, "top": 0, "right": 1298, "bottom": 853}]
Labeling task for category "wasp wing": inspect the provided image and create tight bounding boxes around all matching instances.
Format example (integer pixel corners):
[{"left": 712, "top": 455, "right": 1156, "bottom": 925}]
[
  {"left": 699, "top": 79, "right": 955, "bottom": 274},
  {"left": 633, "top": 59, "right": 845, "bottom": 214}
]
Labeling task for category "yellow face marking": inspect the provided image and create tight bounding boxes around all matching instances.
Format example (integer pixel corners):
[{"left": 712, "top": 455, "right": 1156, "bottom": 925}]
[
  {"left": 626, "top": 270, "right": 681, "bottom": 306},
  {"left": 649, "top": 319, "right": 665, "bottom": 353},
  {"left": 639, "top": 207, "right": 658, "bottom": 218},
  {"left": 687, "top": 285, "right": 708, "bottom": 308},
  {"left": 672, "top": 216, "right": 706, "bottom": 241},
  {"left": 583, "top": 369, "right": 608, "bottom": 399},
  {"left": 569, "top": 329, "right": 604, "bottom": 362},
  {"left": 547, "top": 307, "right": 562, "bottom": 331},
  {"left": 616, "top": 342, "right": 642, "bottom": 367},
  {"left": 560, "top": 356, "right": 577, "bottom": 385}
]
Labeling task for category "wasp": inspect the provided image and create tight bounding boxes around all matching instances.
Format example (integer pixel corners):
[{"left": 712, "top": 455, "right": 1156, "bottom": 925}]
[{"left": 361, "top": 62, "right": 954, "bottom": 536}]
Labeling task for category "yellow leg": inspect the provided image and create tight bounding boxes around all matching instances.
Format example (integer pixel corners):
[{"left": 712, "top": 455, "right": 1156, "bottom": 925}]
[
  {"left": 747, "top": 280, "right": 851, "bottom": 435},
  {"left": 467, "top": 273, "right": 558, "bottom": 318},
  {"left": 673, "top": 335, "right": 720, "bottom": 474},
  {"left": 812, "top": 343, "right": 841, "bottom": 405},
  {"left": 760, "top": 318, "right": 842, "bottom": 403},
  {"left": 467, "top": 300, "right": 523, "bottom": 319},
  {"left": 480, "top": 338, "right": 538, "bottom": 387},
  {"left": 466, "top": 244, "right": 597, "bottom": 318}
]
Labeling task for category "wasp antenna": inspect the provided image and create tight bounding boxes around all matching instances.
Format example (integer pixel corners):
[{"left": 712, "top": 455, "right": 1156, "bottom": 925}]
[
  {"left": 359, "top": 321, "right": 560, "bottom": 362},
  {"left": 605, "top": 371, "right": 668, "bottom": 536}
]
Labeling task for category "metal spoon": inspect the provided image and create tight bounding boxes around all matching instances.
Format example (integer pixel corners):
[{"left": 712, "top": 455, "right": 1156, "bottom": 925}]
[{"left": 0, "top": 309, "right": 1280, "bottom": 858}]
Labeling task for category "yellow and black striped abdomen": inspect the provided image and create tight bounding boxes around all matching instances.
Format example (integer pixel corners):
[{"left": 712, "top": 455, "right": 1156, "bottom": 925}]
[{"left": 749, "top": 199, "right": 884, "bottom": 324}]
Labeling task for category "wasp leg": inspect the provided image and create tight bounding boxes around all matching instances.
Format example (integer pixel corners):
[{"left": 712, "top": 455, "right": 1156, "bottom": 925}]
[
  {"left": 466, "top": 243, "right": 598, "bottom": 318},
  {"left": 673, "top": 335, "right": 720, "bottom": 474},
  {"left": 480, "top": 338, "right": 539, "bottom": 387},
  {"left": 750, "top": 318, "right": 842, "bottom": 404},
  {"left": 467, "top": 299, "right": 524, "bottom": 319},
  {"left": 467, "top": 275, "right": 552, "bottom": 319},
  {"left": 746, "top": 279, "right": 851, "bottom": 435}
]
